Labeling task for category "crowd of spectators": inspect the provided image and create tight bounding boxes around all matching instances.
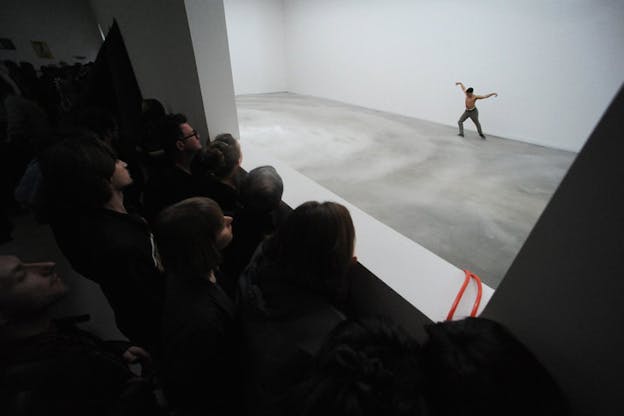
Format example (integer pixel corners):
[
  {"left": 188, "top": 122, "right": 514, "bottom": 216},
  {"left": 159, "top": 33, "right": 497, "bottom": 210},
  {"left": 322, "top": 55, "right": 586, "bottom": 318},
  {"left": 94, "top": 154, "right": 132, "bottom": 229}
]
[{"left": 0, "top": 60, "right": 568, "bottom": 415}]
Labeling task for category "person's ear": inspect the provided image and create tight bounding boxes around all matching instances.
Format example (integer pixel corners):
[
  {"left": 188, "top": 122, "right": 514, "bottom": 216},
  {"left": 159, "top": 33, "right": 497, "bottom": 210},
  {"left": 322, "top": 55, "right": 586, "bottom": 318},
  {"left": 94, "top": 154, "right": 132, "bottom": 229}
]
[{"left": 175, "top": 139, "right": 185, "bottom": 151}]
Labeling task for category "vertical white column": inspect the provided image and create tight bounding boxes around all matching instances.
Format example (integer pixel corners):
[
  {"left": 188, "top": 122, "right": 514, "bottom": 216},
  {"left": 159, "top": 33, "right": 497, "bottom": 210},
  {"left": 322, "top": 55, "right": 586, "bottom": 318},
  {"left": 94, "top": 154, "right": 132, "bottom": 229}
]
[
  {"left": 89, "top": 0, "right": 238, "bottom": 140},
  {"left": 184, "top": 0, "right": 239, "bottom": 138}
]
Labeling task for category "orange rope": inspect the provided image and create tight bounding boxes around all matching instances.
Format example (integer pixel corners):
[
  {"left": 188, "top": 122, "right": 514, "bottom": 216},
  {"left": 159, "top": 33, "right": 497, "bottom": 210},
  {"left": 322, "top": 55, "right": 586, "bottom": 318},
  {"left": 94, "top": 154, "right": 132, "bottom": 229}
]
[{"left": 446, "top": 270, "right": 483, "bottom": 320}]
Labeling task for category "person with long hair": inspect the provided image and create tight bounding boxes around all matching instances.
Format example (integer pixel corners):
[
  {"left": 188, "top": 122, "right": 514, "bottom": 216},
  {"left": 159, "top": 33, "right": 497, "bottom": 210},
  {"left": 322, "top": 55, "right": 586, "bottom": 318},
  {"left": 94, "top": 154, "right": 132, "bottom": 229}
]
[
  {"left": 239, "top": 200, "right": 356, "bottom": 416},
  {"left": 154, "top": 197, "right": 242, "bottom": 416}
]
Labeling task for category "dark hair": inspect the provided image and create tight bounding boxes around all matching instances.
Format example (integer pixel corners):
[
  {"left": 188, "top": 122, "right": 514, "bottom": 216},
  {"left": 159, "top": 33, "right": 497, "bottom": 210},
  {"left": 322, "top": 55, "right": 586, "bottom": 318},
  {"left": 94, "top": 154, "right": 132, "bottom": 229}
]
[
  {"left": 290, "top": 318, "right": 426, "bottom": 416},
  {"left": 268, "top": 201, "right": 355, "bottom": 297},
  {"left": 159, "top": 113, "right": 187, "bottom": 157},
  {"left": 40, "top": 135, "right": 117, "bottom": 210},
  {"left": 141, "top": 98, "right": 165, "bottom": 123},
  {"left": 197, "top": 133, "right": 241, "bottom": 179},
  {"left": 423, "top": 318, "right": 567, "bottom": 416},
  {"left": 154, "top": 197, "right": 226, "bottom": 279},
  {"left": 240, "top": 166, "right": 283, "bottom": 212},
  {"left": 72, "top": 107, "right": 118, "bottom": 142},
  {"left": 466, "top": 87, "right": 474, "bottom": 94},
  {"left": 140, "top": 99, "right": 166, "bottom": 151}
]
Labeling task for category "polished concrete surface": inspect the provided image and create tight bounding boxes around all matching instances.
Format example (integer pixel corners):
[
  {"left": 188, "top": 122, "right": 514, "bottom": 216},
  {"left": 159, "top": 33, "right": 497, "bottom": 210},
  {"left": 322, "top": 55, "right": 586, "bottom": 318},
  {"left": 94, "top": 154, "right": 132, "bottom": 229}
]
[{"left": 236, "top": 93, "right": 576, "bottom": 288}]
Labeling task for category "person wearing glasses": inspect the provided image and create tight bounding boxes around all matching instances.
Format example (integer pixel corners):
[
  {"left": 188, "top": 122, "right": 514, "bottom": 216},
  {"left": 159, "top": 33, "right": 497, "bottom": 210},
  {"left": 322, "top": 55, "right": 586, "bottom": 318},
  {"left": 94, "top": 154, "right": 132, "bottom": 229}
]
[{"left": 143, "top": 113, "right": 206, "bottom": 221}]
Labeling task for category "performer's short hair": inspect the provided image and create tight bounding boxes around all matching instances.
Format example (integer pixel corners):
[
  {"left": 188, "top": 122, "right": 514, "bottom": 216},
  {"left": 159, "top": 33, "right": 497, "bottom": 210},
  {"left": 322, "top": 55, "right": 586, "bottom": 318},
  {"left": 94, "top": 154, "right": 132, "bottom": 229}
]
[{"left": 466, "top": 87, "right": 474, "bottom": 93}]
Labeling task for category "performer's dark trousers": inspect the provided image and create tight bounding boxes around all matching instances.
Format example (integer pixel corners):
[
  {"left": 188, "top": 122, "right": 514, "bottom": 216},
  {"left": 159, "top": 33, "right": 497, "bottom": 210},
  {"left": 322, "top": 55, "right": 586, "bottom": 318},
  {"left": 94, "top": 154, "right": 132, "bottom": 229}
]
[{"left": 458, "top": 107, "right": 483, "bottom": 135}]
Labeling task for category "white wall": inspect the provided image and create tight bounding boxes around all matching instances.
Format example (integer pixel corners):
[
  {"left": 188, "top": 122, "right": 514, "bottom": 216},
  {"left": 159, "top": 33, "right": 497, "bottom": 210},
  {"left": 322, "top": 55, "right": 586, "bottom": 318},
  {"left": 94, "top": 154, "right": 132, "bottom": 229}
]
[
  {"left": 89, "top": 0, "right": 210, "bottom": 140},
  {"left": 185, "top": 0, "right": 240, "bottom": 138},
  {"left": 0, "top": 0, "right": 101, "bottom": 68},
  {"left": 229, "top": 0, "right": 624, "bottom": 152},
  {"left": 223, "top": 0, "right": 287, "bottom": 95}
]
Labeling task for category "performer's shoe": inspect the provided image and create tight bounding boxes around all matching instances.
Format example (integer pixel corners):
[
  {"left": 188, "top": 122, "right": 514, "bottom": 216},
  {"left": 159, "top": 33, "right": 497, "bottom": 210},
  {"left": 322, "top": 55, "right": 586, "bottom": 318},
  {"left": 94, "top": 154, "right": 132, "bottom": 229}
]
[
  {"left": 479, "top": 134, "right": 486, "bottom": 139},
  {"left": 457, "top": 133, "right": 464, "bottom": 137}
]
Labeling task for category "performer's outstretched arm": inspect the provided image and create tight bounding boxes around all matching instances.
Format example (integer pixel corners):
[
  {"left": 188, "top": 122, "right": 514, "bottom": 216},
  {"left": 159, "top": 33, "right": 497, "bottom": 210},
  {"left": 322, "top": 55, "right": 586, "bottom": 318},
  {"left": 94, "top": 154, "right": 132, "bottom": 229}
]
[
  {"left": 455, "top": 81, "right": 466, "bottom": 92},
  {"left": 476, "top": 92, "right": 498, "bottom": 99}
]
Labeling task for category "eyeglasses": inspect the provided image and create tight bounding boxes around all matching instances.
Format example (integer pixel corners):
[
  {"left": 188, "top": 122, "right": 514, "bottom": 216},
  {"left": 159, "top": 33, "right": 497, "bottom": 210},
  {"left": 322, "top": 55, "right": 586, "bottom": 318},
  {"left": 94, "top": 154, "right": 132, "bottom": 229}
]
[{"left": 181, "top": 130, "right": 199, "bottom": 141}]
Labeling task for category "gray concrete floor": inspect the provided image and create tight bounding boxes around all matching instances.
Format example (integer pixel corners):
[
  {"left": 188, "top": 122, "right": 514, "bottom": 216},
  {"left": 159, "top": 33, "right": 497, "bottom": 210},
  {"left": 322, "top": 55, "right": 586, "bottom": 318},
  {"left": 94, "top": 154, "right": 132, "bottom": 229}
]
[{"left": 236, "top": 93, "right": 576, "bottom": 288}]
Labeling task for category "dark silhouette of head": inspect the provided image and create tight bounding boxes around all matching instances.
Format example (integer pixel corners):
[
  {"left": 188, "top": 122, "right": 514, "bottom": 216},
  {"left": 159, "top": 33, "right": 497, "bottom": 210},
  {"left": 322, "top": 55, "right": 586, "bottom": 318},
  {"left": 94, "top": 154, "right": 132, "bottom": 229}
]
[
  {"left": 422, "top": 317, "right": 567, "bottom": 416},
  {"left": 466, "top": 87, "right": 474, "bottom": 94},
  {"left": 159, "top": 113, "right": 201, "bottom": 158},
  {"left": 141, "top": 98, "right": 165, "bottom": 125},
  {"left": 40, "top": 135, "right": 120, "bottom": 210},
  {"left": 291, "top": 318, "right": 426, "bottom": 416},
  {"left": 269, "top": 201, "right": 355, "bottom": 298},
  {"left": 195, "top": 133, "right": 242, "bottom": 180},
  {"left": 240, "top": 165, "right": 283, "bottom": 212},
  {"left": 140, "top": 98, "right": 166, "bottom": 151},
  {"left": 72, "top": 107, "right": 118, "bottom": 145},
  {"left": 155, "top": 197, "right": 233, "bottom": 280}
]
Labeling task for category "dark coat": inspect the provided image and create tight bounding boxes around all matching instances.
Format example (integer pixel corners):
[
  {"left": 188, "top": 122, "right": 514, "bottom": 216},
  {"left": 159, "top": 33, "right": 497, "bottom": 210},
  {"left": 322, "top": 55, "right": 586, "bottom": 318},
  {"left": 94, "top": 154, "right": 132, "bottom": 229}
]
[
  {"left": 0, "top": 324, "right": 158, "bottom": 416},
  {"left": 200, "top": 176, "right": 242, "bottom": 215},
  {"left": 239, "top": 243, "right": 345, "bottom": 416},
  {"left": 143, "top": 164, "right": 204, "bottom": 220},
  {"left": 161, "top": 273, "right": 242, "bottom": 416},
  {"left": 220, "top": 207, "right": 277, "bottom": 298},
  {"left": 51, "top": 208, "right": 164, "bottom": 350}
]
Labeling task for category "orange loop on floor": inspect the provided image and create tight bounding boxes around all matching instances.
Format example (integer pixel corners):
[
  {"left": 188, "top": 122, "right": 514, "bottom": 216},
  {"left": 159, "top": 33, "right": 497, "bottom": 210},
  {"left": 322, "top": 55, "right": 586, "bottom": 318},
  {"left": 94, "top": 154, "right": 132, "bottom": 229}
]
[{"left": 446, "top": 269, "right": 483, "bottom": 320}]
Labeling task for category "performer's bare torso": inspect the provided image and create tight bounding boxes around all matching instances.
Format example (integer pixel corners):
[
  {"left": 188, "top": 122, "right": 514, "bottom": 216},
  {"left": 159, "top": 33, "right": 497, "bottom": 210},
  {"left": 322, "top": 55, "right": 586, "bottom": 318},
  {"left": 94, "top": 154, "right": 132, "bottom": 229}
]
[{"left": 465, "top": 94, "right": 477, "bottom": 110}]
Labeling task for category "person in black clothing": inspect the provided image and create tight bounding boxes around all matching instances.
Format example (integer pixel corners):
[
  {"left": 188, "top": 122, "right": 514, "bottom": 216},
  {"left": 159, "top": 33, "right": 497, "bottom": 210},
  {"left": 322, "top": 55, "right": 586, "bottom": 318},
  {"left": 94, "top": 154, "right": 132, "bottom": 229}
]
[
  {"left": 220, "top": 165, "right": 284, "bottom": 296},
  {"left": 70, "top": 107, "right": 144, "bottom": 211},
  {"left": 154, "top": 197, "right": 241, "bottom": 416},
  {"left": 0, "top": 255, "right": 159, "bottom": 416},
  {"left": 288, "top": 318, "right": 427, "bottom": 416},
  {"left": 239, "top": 201, "right": 357, "bottom": 416},
  {"left": 422, "top": 317, "right": 568, "bottom": 416},
  {"left": 143, "top": 113, "right": 204, "bottom": 220},
  {"left": 39, "top": 136, "right": 164, "bottom": 351},
  {"left": 140, "top": 98, "right": 166, "bottom": 153},
  {"left": 193, "top": 133, "right": 244, "bottom": 214}
]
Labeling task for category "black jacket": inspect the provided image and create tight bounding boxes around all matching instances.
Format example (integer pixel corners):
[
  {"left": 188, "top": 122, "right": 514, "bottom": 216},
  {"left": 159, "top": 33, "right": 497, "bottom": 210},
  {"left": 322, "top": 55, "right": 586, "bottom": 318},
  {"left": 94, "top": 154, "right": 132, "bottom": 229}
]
[
  {"left": 51, "top": 209, "right": 164, "bottom": 350},
  {"left": 0, "top": 324, "right": 159, "bottom": 416},
  {"left": 161, "top": 273, "right": 242, "bottom": 416},
  {"left": 143, "top": 164, "right": 204, "bottom": 221},
  {"left": 239, "top": 243, "right": 345, "bottom": 416}
]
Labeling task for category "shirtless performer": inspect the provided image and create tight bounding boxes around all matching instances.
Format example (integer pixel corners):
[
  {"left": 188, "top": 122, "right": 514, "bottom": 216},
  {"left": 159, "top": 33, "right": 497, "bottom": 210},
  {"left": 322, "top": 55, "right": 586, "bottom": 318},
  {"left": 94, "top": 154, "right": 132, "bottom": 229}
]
[{"left": 455, "top": 82, "right": 498, "bottom": 139}]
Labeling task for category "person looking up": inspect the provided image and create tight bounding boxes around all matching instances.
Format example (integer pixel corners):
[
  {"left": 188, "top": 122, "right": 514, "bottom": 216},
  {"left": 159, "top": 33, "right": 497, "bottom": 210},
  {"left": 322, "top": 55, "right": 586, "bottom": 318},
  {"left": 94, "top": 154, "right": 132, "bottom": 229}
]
[
  {"left": 0, "top": 255, "right": 159, "bottom": 416},
  {"left": 239, "top": 201, "right": 357, "bottom": 416},
  {"left": 193, "top": 132, "right": 244, "bottom": 214},
  {"left": 154, "top": 197, "right": 241, "bottom": 416},
  {"left": 40, "top": 136, "right": 164, "bottom": 351},
  {"left": 143, "top": 113, "right": 204, "bottom": 220}
]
